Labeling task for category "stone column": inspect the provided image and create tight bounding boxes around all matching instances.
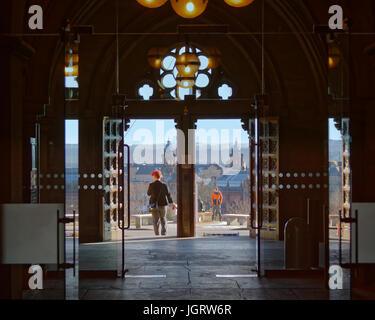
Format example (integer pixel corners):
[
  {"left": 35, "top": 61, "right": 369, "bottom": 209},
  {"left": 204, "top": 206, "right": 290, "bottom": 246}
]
[
  {"left": 175, "top": 105, "right": 197, "bottom": 238},
  {"left": 79, "top": 112, "right": 104, "bottom": 243}
]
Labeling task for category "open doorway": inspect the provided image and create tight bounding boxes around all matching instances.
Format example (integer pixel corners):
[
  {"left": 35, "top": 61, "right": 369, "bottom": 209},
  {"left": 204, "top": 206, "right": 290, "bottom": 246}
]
[
  {"left": 120, "top": 118, "right": 257, "bottom": 279},
  {"left": 65, "top": 120, "right": 79, "bottom": 237},
  {"left": 328, "top": 119, "right": 350, "bottom": 264},
  {"left": 192, "top": 119, "right": 257, "bottom": 277},
  {"left": 124, "top": 119, "right": 178, "bottom": 239},
  {"left": 195, "top": 119, "right": 250, "bottom": 237}
]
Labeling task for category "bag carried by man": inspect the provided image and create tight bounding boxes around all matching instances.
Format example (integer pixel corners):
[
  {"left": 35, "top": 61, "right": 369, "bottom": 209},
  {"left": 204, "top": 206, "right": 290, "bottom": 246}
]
[{"left": 148, "top": 188, "right": 162, "bottom": 212}]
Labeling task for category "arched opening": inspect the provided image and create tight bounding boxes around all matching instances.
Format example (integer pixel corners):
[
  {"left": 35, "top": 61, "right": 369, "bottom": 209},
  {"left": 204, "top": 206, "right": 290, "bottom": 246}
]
[
  {"left": 40, "top": 0, "right": 329, "bottom": 293},
  {"left": 6, "top": 0, "right": 368, "bottom": 301}
]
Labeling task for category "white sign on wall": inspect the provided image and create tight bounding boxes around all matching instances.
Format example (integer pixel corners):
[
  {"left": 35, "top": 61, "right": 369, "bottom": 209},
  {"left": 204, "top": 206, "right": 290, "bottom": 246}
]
[
  {"left": 351, "top": 203, "right": 375, "bottom": 264},
  {"left": 0, "top": 204, "right": 65, "bottom": 264}
]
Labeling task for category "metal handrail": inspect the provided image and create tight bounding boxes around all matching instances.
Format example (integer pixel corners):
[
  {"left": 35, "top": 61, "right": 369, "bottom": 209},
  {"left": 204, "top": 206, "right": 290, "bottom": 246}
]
[
  {"left": 249, "top": 136, "right": 257, "bottom": 229},
  {"left": 117, "top": 143, "right": 130, "bottom": 231},
  {"left": 56, "top": 209, "right": 75, "bottom": 271},
  {"left": 117, "top": 139, "right": 123, "bottom": 230},
  {"left": 258, "top": 138, "right": 264, "bottom": 229},
  {"left": 123, "top": 144, "right": 131, "bottom": 230},
  {"left": 339, "top": 209, "right": 359, "bottom": 267},
  {"left": 250, "top": 118, "right": 264, "bottom": 230},
  {"left": 73, "top": 210, "right": 76, "bottom": 277},
  {"left": 115, "top": 116, "right": 130, "bottom": 278}
]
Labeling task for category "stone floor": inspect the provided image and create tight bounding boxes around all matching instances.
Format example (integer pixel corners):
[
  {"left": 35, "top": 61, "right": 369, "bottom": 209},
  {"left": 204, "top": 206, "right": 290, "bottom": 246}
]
[
  {"left": 79, "top": 234, "right": 284, "bottom": 271},
  {"left": 23, "top": 230, "right": 351, "bottom": 300},
  {"left": 76, "top": 278, "right": 350, "bottom": 300}
]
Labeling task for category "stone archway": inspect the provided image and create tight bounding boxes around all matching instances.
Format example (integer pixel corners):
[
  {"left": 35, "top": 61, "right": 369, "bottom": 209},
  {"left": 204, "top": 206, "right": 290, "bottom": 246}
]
[{"left": 24, "top": 0, "right": 330, "bottom": 242}]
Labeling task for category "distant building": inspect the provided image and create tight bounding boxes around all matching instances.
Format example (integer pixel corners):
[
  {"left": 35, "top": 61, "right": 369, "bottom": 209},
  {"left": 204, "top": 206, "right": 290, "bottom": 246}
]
[
  {"left": 216, "top": 171, "right": 250, "bottom": 214},
  {"left": 329, "top": 160, "right": 342, "bottom": 218},
  {"left": 196, "top": 164, "right": 223, "bottom": 185},
  {"left": 132, "top": 164, "right": 163, "bottom": 183}
]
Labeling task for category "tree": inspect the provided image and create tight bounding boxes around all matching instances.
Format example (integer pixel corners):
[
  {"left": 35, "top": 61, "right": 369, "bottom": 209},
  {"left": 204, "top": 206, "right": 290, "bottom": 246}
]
[
  {"left": 228, "top": 199, "right": 250, "bottom": 215},
  {"left": 197, "top": 182, "right": 214, "bottom": 211}
]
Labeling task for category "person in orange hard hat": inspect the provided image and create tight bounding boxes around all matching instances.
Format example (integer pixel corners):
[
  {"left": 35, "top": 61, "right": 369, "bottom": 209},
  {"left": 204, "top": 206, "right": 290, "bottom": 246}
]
[{"left": 211, "top": 187, "right": 223, "bottom": 221}]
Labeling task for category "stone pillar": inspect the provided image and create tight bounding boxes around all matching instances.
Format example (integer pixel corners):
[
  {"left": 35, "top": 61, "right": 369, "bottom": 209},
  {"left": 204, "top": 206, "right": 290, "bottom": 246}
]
[
  {"left": 79, "top": 113, "right": 104, "bottom": 243},
  {"left": 175, "top": 106, "right": 197, "bottom": 238}
]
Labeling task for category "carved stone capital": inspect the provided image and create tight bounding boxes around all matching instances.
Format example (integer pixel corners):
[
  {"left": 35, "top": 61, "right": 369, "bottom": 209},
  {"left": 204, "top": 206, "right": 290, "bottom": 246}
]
[
  {"left": 174, "top": 114, "right": 197, "bottom": 131},
  {"left": 241, "top": 115, "right": 251, "bottom": 134}
]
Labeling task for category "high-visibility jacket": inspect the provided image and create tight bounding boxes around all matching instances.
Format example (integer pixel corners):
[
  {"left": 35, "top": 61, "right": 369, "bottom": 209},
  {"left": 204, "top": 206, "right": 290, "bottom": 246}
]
[{"left": 211, "top": 191, "right": 223, "bottom": 205}]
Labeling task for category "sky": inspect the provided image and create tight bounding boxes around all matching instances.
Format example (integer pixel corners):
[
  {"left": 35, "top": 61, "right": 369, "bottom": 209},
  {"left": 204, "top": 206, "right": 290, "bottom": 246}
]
[
  {"left": 329, "top": 118, "right": 342, "bottom": 140},
  {"left": 65, "top": 118, "right": 342, "bottom": 145},
  {"left": 124, "top": 119, "right": 249, "bottom": 146},
  {"left": 65, "top": 120, "right": 79, "bottom": 144}
]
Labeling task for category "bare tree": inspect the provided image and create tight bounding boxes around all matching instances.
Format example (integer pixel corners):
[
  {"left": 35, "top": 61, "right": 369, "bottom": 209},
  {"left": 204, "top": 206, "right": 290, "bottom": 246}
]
[
  {"left": 228, "top": 200, "right": 250, "bottom": 215},
  {"left": 197, "top": 182, "right": 214, "bottom": 211}
]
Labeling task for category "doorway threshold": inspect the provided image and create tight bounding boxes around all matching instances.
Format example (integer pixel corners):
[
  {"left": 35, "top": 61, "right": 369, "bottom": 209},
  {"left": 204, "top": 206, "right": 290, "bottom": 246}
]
[
  {"left": 216, "top": 274, "right": 258, "bottom": 278},
  {"left": 125, "top": 275, "right": 167, "bottom": 278}
]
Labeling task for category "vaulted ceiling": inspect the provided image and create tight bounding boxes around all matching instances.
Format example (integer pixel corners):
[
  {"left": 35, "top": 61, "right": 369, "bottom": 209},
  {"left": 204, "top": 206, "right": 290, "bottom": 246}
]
[{"left": 7, "top": 0, "right": 375, "bottom": 120}]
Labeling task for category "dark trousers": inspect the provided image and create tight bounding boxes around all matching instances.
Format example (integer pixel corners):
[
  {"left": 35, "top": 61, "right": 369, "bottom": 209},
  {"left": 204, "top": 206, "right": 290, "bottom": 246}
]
[
  {"left": 152, "top": 206, "right": 167, "bottom": 235},
  {"left": 213, "top": 204, "right": 222, "bottom": 221}
]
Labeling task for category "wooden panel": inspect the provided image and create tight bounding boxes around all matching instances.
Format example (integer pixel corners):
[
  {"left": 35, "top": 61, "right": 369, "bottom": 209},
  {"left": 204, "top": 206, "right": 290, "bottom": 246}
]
[{"left": 125, "top": 99, "right": 254, "bottom": 119}]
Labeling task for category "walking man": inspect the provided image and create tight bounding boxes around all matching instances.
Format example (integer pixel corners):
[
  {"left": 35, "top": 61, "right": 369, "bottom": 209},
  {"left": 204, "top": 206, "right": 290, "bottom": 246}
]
[
  {"left": 147, "top": 170, "right": 176, "bottom": 236},
  {"left": 211, "top": 187, "right": 223, "bottom": 221}
]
